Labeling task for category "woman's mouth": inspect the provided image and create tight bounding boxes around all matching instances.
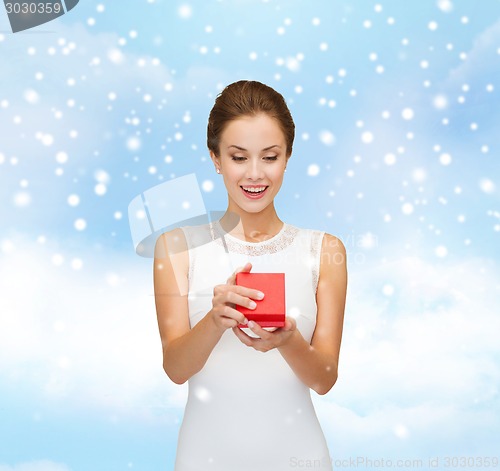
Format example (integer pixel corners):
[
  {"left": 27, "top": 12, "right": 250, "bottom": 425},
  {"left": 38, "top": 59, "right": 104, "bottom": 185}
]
[{"left": 240, "top": 186, "right": 269, "bottom": 199}]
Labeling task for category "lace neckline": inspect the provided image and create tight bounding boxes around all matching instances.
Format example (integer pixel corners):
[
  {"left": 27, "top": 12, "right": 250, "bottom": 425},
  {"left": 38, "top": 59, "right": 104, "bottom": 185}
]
[
  {"left": 211, "top": 219, "right": 299, "bottom": 255},
  {"left": 214, "top": 220, "right": 287, "bottom": 245}
]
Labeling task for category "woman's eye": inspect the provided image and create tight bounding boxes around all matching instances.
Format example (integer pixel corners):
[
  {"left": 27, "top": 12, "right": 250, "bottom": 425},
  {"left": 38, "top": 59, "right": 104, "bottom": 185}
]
[{"left": 231, "top": 155, "right": 278, "bottom": 161}]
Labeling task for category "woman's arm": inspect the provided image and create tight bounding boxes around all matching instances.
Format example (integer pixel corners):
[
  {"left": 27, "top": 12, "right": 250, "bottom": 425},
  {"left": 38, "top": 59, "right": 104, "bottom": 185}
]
[
  {"left": 233, "top": 233, "right": 347, "bottom": 395},
  {"left": 153, "top": 229, "right": 224, "bottom": 384},
  {"left": 279, "top": 232, "right": 347, "bottom": 394},
  {"left": 154, "top": 232, "right": 262, "bottom": 384}
]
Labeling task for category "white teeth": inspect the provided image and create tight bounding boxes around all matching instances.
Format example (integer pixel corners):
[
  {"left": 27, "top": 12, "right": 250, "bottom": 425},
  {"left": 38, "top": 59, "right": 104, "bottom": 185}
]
[{"left": 242, "top": 186, "right": 267, "bottom": 193}]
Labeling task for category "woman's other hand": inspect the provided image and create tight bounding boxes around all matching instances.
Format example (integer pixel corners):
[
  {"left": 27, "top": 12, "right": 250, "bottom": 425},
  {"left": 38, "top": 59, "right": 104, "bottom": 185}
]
[
  {"left": 209, "top": 262, "right": 265, "bottom": 332},
  {"left": 232, "top": 316, "right": 297, "bottom": 352}
]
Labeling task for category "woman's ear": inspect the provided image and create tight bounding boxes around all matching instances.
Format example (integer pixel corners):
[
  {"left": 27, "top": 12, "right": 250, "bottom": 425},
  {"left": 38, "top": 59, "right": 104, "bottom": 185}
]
[
  {"left": 209, "top": 150, "right": 219, "bottom": 165},
  {"left": 210, "top": 150, "right": 221, "bottom": 174}
]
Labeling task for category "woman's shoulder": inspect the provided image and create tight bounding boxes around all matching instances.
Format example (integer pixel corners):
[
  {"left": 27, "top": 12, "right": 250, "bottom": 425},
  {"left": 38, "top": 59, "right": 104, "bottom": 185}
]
[
  {"left": 318, "top": 232, "right": 347, "bottom": 270},
  {"left": 154, "top": 227, "right": 189, "bottom": 260},
  {"left": 321, "top": 232, "right": 346, "bottom": 250},
  {"left": 288, "top": 223, "right": 346, "bottom": 256},
  {"left": 285, "top": 223, "right": 343, "bottom": 244}
]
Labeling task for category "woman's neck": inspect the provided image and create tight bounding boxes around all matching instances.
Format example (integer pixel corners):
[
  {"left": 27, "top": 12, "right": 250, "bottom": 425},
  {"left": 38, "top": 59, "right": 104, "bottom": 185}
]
[{"left": 218, "top": 209, "right": 284, "bottom": 242}]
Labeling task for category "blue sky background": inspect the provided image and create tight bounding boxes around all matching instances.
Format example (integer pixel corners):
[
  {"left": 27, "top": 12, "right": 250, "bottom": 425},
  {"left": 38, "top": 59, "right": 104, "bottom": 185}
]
[{"left": 1, "top": 1, "right": 499, "bottom": 470}]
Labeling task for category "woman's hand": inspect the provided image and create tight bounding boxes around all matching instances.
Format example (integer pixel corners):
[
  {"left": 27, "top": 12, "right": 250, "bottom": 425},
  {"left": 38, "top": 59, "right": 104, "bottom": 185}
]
[
  {"left": 232, "top": 316, "right": 297, "bottom": 352},
  {"left": 209, "top": 262, "right": 265, "bottom": 332}
]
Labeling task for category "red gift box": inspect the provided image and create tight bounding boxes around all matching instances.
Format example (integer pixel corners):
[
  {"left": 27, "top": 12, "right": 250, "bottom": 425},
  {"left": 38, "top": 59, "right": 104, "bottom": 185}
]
[{"left": 235, "top": 272, "right": 286, "bottom": 328}]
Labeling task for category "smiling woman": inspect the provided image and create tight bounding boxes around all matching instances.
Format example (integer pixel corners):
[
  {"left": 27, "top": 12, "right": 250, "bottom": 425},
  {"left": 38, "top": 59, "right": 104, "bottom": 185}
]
[
  {"left": 153, "top": 80, "right": 348, "bottom": 471},
  {"left": 212, "top": 112, "right": 289, "bottom": 217}
]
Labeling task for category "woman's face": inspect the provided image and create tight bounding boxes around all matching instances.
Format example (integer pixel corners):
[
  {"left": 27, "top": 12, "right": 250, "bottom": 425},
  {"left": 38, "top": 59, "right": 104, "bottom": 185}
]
[{"left": 211, "top": 113, "right": 288, "bottom": 215}]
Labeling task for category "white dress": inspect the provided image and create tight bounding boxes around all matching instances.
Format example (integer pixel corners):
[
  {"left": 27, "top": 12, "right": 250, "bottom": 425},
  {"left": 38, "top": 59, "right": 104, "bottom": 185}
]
[{"left": 174, "top": 219, "right": 333, "bottom": 471}]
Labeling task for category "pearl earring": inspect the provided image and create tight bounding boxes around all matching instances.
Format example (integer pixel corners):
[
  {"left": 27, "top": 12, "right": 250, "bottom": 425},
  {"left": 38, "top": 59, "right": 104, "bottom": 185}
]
[{"left": 216, "top": 168, "right": 221, "bottom": 174}]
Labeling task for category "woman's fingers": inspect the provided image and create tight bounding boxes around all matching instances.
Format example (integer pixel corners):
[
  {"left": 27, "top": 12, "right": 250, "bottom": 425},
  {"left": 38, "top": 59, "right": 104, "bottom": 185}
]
[
  {"left": 219, "top": 304, "right": 248, "bottom": 326},
  {"left": 232, "top": 326, "right": 254, "bottom": 346},
  {"left": 232, "top": 317, "right": 297, "bottom": 352},
  {"left": 214, "top": 284, "right": 263, "bottom": 306},
  {"left": 282, "top": 317, "right": 297, "bottom": 331},
  {"left": 213, "top": 262, "right": 266, "bottom": 331},
  {"left": 223, "top": 292, "right": 249, "bottom": 310}
]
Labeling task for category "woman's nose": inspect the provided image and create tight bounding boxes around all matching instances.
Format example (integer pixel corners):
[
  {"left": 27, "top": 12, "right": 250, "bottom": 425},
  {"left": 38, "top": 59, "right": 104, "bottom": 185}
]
[{"left": 245, "top": 159, "right": 264, "bottom": 179}]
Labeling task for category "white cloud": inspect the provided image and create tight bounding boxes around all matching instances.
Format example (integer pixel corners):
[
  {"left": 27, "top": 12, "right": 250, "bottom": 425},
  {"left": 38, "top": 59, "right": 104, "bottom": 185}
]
[
  {"left": 0, "top": 461, "right": 70, "bottom": 471},
  {"left": 1, "top": 231, "right": 499, "bottom": 460},
  {"left": 338, "top": 255, "right": 499, "bottom": 405},
  {"left": 311, "top": 255, "right": 500, "bottom": 454},
  {"left": 0, "top": 231, "right": 184, "bottom": 417},
  {"left": 314, "top": 399, "right": 498, "bottom": 458},
  {"left": 445, "top": 18, "right": 500, "bottom": 85}
]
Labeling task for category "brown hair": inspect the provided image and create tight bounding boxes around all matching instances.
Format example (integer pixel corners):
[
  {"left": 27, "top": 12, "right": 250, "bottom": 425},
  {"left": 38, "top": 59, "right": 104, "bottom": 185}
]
[{"left": 207, "top": 80, "right": 295, "bottom": 158}]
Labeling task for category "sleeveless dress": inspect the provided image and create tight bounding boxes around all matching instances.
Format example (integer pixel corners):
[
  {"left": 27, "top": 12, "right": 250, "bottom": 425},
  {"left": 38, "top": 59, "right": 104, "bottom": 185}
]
[{"left": 174, "top": 219, "right": 333, "bottom": 471}]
